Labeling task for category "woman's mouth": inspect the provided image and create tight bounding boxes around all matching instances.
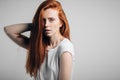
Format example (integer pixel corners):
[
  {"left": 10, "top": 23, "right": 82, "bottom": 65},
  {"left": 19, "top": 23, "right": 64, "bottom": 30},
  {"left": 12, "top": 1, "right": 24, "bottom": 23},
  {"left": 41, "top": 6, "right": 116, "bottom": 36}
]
[{"left": 45, "top": 29, "right": 51, "bottom": 33}]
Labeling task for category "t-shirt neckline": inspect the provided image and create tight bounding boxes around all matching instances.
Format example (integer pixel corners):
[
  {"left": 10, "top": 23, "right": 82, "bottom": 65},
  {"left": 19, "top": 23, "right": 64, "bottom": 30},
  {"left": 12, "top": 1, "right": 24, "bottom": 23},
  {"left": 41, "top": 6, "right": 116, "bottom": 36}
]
[{"left": 48, "top": 38, "right": 67, "bottom": 52}]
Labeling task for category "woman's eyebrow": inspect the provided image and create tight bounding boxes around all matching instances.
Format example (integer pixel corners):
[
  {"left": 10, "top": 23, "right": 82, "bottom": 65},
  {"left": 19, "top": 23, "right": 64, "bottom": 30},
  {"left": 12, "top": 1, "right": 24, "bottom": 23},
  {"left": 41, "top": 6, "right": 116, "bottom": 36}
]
[
  {"left": 48, "top": 17, "right": 55, "bottom": 19},
  {"left": 43, "top": 17, "right": 55, "bottom": 19}
]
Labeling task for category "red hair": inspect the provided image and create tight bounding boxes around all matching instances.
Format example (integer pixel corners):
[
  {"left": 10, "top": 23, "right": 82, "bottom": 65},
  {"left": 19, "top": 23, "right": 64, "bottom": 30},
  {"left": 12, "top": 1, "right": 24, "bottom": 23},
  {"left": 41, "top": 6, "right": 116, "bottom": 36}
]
[{"left": 26, "top": 0, "right": 70, "bottom": 78}]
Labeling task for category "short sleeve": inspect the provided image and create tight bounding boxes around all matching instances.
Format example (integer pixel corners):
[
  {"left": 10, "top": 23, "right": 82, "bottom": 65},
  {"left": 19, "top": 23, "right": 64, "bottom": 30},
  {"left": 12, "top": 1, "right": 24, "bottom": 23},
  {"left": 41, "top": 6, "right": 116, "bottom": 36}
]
[{"left": 59, "top": 39, "right": 75, "bottom": 58}]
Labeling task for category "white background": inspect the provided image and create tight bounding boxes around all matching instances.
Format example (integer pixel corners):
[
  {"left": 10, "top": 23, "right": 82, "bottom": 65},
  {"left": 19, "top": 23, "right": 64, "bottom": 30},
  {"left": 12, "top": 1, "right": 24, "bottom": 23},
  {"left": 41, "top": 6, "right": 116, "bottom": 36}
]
[{"left": 0, "top": 0, "right": 120, "bottom": 80}]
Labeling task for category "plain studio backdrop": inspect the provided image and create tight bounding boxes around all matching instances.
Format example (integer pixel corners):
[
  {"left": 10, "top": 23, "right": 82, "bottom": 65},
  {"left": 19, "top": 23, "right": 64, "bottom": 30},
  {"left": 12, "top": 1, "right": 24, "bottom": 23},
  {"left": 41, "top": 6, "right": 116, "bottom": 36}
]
[{"left": 0, "top": 0, "right": 120, "bottom": 80}]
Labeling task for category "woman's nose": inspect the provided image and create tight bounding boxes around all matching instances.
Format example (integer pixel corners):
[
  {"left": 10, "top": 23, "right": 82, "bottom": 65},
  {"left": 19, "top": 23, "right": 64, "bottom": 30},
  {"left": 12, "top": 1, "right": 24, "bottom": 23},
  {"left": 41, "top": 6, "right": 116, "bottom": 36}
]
[{"left": 45, "top": 20, "right": 50, "bottom": 27}]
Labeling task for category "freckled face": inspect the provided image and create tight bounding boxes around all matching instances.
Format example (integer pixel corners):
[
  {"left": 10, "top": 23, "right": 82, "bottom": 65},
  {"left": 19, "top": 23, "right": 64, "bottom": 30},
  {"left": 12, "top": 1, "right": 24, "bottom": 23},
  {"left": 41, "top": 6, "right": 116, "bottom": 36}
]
[{"left": 42, "top": 8, "right": 62, "bottom": 37}]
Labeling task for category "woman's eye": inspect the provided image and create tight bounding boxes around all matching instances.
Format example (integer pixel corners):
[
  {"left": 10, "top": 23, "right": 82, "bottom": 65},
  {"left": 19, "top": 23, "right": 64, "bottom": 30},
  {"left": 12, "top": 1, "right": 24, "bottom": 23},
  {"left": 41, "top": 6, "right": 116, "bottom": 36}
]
[
  {"left": 49, "top": 18, "right": 55, "bottom": 22},
  {"left": 43, "top": 19, "right": 46, "bottom": 23}
]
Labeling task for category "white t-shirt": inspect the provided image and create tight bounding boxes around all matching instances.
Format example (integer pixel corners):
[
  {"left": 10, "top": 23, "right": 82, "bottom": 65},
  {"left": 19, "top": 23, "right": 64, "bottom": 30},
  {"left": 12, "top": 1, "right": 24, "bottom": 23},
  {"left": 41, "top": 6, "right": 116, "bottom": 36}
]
[{"left": 35, "top": 38, "right": 75, "bottom": 80}]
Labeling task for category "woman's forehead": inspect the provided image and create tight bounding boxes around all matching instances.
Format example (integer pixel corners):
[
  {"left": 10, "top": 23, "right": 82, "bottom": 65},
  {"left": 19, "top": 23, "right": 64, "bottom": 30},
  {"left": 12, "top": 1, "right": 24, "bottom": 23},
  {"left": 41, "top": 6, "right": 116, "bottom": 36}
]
[{"left": 43, "top": 8, "right": 59, "bottom": 19}]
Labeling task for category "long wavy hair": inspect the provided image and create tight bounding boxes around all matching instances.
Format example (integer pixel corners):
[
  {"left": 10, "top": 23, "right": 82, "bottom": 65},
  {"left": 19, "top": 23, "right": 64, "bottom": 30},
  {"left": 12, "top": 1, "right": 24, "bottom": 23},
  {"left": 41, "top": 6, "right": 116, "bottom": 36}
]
[{"left": 26, "top": 0, "right": 70, "bottom": 78}]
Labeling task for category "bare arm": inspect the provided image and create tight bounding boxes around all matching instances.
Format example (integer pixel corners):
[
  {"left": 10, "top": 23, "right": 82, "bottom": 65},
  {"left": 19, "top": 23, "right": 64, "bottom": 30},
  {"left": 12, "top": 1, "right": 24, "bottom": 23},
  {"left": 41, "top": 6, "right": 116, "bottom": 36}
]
[
  {"left": 4, "top": 23, "right": 33, "bottom": 49},
  {"left": 59, "top": 52, "right": 73, "bottom": 80}
]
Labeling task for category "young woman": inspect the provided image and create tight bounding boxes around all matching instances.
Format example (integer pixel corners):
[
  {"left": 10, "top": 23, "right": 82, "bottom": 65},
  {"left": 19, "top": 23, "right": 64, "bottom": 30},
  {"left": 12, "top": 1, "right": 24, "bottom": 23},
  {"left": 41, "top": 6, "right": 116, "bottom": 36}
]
[{"left": 4, "top": 0, "right": 74, "bottom": 80}]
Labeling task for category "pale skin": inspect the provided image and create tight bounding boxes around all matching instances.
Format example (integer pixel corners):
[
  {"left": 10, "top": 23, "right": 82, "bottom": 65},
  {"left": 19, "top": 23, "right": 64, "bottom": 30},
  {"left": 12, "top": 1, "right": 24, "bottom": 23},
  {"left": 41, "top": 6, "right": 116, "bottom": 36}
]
[{"left": 4, "top": 8, "right": 72, "bottom": 80}]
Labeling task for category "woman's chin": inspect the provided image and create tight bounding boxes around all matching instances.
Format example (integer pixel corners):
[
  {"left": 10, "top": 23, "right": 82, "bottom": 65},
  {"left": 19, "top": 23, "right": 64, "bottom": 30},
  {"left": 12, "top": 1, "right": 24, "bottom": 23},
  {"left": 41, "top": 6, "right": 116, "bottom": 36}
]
[{"left": 45, "top": 33, "right": 52, "bottom": 37}]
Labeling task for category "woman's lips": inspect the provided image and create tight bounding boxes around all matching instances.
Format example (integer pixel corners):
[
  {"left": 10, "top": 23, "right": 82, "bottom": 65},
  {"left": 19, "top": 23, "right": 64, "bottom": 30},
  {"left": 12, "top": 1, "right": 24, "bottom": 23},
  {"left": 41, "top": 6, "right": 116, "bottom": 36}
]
[{"left": 45, "top": 29, "right": 51, "bottom": 33}]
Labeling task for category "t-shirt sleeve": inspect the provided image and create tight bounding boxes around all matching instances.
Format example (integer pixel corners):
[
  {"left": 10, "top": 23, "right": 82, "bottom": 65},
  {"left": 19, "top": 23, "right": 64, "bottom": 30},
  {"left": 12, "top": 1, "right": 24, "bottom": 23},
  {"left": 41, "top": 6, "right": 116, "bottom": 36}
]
[{"left": 59, "top": 41, "right": 75, "bottom": 58}]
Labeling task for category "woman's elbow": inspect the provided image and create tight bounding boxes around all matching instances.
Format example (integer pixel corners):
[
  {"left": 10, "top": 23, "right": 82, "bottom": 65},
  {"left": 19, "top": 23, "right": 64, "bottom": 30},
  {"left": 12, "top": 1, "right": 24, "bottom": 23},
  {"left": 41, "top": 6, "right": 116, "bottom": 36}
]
[
  {"left": 4, "top": 26, "right": 9, "bottom": 35},
  {"left": 4, "top": 26, "right": 14, "bottom": 36}
]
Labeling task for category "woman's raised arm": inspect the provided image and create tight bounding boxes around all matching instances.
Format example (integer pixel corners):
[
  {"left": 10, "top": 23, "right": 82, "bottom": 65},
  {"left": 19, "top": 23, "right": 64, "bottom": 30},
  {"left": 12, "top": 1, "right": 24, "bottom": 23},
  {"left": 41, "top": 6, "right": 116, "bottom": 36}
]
[{"left": 4, "top": 23, "right": 33, "bottom": 49}]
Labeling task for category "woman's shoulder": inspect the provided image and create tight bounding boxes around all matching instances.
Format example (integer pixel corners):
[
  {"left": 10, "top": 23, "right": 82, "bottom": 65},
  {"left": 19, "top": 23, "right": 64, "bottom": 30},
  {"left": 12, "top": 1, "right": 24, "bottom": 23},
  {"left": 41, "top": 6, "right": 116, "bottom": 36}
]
[
  {"left": 58, "top": 38, "right": 74, "bottom": 57},
  {"left": 59, "top": 38, "right": 74, "bottom": 48}
]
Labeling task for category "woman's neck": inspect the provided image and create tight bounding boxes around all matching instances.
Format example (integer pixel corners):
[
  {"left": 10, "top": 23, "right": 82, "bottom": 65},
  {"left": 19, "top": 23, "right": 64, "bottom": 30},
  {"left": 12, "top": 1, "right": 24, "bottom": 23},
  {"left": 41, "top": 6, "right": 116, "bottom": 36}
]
[{"left": 49, "top": 34, "right": 64, "bottom": 49}]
